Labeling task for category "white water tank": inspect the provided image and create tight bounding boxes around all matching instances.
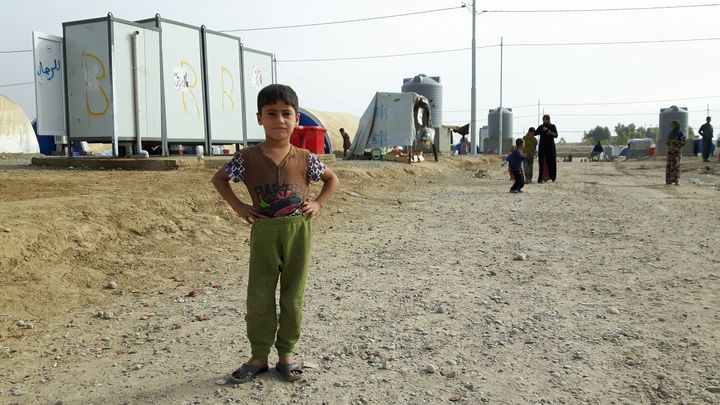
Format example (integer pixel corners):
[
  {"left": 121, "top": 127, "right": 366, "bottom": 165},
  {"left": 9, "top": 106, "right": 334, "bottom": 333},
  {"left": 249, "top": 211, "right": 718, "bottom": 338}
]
[{"left": 402, "top": 74, "right": 442, "bottom": 127}]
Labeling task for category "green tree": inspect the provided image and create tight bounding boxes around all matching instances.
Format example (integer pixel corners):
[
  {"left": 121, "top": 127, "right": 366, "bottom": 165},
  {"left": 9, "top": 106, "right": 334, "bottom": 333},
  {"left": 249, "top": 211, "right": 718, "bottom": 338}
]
[
  {"left": 583, "top": 126, "right": 611, "bottom": 144},
  {"left": 614, "top": 123, "right": 637, "bottom": 146}
]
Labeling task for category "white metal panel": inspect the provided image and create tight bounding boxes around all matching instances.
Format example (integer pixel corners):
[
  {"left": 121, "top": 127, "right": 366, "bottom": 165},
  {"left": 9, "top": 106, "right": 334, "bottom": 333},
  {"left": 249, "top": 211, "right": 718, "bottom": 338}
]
[
  {"left": 242, "top": 48, "right": 274, "bottom": 142},
  {"left": 32, "top": 32, "right": 66, "bottom": 136},
  {"left": 142, "top": 30, "right": 163, "bottom": 140},
  {"left": 64, "top": 21, "right": 114, "bottom": 139},
  {"left": 160, "top": 22, "right": 206, "bottom": 142},
  {"left": 204, "top": 32, "right": 243, "bottom": 144},
  {"left": 110, "top": 22, "right": 162, "bottom": 141}
]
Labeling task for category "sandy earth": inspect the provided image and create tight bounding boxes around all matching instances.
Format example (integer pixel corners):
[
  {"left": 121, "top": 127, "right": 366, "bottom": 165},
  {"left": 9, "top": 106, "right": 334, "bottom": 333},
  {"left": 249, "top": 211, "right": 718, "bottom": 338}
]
[{"left": 0, "top": 153, "right": 719, "bottom": 405}]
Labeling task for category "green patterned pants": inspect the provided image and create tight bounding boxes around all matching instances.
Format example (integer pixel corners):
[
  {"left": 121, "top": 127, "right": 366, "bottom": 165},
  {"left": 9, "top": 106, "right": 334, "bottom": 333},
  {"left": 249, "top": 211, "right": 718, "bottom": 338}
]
[{"left": 246, "top": 215, "right": 311, "bottom": 360}]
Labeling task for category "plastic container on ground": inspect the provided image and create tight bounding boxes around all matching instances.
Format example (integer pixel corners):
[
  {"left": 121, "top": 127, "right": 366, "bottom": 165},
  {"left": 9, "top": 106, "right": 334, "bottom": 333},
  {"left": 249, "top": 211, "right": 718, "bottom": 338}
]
[{"left": 291, "top": 126, "right": 326, "bottom": 154}]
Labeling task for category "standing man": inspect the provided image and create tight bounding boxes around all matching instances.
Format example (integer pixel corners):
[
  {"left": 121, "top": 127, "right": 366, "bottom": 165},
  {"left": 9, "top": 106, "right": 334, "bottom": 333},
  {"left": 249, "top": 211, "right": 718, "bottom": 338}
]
[
  {"left": 698, "top": 117, "right": 713, "bottom": 163},
  {"left": 522, "top": 127, "right": 537, "bottom": 183},
  {"left": 537, "top": 114, "right": 559, "bottom": 183},
  {"left": 340, "top": 128, "right": 352, "bottom": 158}
]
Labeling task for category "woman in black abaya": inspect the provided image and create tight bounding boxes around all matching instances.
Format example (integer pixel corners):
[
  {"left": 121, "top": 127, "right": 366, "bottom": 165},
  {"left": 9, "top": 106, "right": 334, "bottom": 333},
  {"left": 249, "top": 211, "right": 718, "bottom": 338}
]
[{"left": 536, "top": 114, "right": 558, "bottom": 183}]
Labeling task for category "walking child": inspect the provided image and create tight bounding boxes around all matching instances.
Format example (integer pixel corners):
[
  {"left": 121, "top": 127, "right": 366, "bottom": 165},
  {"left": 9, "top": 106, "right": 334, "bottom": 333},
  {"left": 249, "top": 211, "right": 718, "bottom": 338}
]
[
  {"left": 508, "top": 138, "right": 526, "bottom": 193},
  {"left": 211, "top": 84, "right": 339, "bottom": 383}
]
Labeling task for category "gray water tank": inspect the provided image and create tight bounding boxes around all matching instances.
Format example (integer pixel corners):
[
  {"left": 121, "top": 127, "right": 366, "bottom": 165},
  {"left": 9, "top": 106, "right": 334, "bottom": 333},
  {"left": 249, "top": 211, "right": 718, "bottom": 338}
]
[
  {"left": 658, "top": 106, "right": 689, "bottom": 155},
  {"left": 402, "top": 74, "right": 442, "bottom": 127},
  {"left": 488, "top": 107, "right": 513, "bottom": 139}
]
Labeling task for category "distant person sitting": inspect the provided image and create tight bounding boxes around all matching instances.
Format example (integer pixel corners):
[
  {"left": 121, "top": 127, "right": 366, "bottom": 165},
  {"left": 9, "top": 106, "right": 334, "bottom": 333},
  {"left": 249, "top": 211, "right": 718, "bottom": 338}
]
[
  {"left": 698, "top": 117, "right": 713, "bottom": 162},
  {"left": 340, "top": 128, "right": 351, "bottom": 158}
]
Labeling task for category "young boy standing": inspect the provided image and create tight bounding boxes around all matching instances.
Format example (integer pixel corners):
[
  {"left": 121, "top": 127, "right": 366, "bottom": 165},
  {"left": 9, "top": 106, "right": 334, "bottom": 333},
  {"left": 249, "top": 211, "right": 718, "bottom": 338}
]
[
  {"left": 211, "top": 84, "right": 339, "bottom": 383},
  {"left": 508, "top": 138, "right": 525, "bottom": 193}
]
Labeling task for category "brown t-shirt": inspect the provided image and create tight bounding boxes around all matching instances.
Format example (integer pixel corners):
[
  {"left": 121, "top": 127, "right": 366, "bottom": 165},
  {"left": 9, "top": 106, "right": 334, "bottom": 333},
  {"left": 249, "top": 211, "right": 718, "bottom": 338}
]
[{"left": 223, "top": 145, "right": 325, "bottom": 218}]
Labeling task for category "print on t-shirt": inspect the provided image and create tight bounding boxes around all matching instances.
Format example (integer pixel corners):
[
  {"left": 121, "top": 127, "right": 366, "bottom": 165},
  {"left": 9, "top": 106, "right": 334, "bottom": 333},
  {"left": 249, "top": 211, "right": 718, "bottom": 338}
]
[{"left": 254, "top": 183, "right": 303, "bottom": 218}]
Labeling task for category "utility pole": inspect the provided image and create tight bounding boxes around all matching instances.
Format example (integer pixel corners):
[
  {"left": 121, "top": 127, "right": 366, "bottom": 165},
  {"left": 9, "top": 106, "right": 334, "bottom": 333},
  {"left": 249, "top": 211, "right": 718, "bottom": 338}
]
[
  {"left": 498, "top": 36, "right": 503, "bottom": 156},
  {"left": 471, "top": 0, "right": 477, "bottom": 155}
]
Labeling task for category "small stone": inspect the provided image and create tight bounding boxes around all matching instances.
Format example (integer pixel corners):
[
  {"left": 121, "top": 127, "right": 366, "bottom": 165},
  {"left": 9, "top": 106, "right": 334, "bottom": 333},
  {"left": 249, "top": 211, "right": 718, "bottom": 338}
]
[
  {"left": 10, "top": 387, "right": 26, "bottom": 396},
  {"left": 513, "top": 253, "right": 528, "bottom": 261},
  {"left": 445, "top": 370, "right": 458, "bottom": 378},
  {"left": 102, "top": 311, "right": 114, "bottom": 320},
  {"left": 381, "top": 361, "right": 391, "bottom": 370},
  {"left": 106, "top": 281, "right": 118, "bottom": 290},
  {"left": 706, "top": 386, "right": 720, "bottom": 393},
  {"left": 215, "top": 379, "right": 227, "bottom": 386},
  {"left": 16, "top": 320, "right": 34, "bottom": 329},
  {"left": 425, "top": 364, "right": 437, "bottom": 374},
  {"left": 2, "top": 228, "right": 10, "bottom": 233},
  {"left": 606, "top": 307, "right": 621, "bottom": 315},
  {"left": 446, "top": 359, "right": 457, "bottom": 366},
  {"left": 334, "top": 382, "right": 344, "bottom": 387},
  {"left": 134, "top": 364, "right": 143, "bottom": 370}
]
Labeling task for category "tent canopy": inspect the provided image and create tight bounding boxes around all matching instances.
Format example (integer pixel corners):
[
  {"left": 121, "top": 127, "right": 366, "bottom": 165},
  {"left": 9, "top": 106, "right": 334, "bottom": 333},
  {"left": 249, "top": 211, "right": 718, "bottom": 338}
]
[
  {"left": 0, "top": 94, "right": 39, "bottom": 153},
  {"left": 348, "top": 92, "right": 431, "bottom": 157},
  {"left": 299, "top": 108, "right": 359, "bottom": 152}
]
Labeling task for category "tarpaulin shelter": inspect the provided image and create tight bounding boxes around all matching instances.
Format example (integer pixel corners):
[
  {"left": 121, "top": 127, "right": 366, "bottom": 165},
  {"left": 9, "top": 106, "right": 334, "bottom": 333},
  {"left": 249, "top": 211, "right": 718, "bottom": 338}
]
[
  {"left": 0, "top": 95, "right": 39, "bottom": 153},
  {"left": 347, "top": 92, "right": 433, "bottom": 158}
]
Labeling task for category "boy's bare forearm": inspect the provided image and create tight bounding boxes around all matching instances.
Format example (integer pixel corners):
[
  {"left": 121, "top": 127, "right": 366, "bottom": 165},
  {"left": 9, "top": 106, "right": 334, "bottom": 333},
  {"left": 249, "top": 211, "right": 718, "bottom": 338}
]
[
  {"left": 313, "top": 169, "right": 339, "bottom": 208},
  {"left": 211, "top": 170, "right": 246, "bottom": 210}
]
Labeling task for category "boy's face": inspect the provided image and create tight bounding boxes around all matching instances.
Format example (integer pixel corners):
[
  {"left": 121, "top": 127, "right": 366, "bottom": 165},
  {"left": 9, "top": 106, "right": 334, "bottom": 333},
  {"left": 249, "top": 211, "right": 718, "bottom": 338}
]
[{"left": 257, "top": 101, "right": 299, "bottom": 142}]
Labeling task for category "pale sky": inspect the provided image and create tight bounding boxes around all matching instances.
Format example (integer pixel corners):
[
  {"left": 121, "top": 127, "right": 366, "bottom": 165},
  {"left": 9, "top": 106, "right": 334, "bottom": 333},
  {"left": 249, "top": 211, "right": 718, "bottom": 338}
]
[{"left": 1, "top": 0, "right": 717, "bottom": 142}]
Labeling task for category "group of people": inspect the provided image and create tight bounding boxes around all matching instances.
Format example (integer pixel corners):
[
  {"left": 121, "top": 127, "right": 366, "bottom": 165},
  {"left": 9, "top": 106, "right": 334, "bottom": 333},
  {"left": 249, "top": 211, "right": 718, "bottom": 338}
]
[{"left": 505, "top": 114, "right": 559, "bottom": 193}]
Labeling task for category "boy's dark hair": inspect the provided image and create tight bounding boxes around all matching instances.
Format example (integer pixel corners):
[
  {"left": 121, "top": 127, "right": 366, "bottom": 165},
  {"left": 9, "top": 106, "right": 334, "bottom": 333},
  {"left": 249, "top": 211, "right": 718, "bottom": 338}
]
[
  {"left": 257, "top": 84, "right": 299, "bottom": 113},
  {"left": 528, "top": 127, "right": 536, "bottom": 133},
  {"left": 340, "top": 128, "right": 345, "bottom": 132},
  {"left": 515, "top": 138, "right": 524, "bottom": 147},
  {"left": 543, "top": 114, "right": 551, "bottom": 121}
]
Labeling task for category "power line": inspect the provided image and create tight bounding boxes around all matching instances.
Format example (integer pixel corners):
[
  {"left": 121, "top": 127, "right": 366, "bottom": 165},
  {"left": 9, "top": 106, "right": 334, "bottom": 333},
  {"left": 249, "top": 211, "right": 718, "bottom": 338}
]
[
  {"left": 278, "top": 46, "right": 495, "bottom": 63},
  {"left": 219, "top": 5, "right": 464, "bottom": 32},
  {"left": 0, "top": 81, "right": 33, "bottom": 88},
  {"left": 0, "top": 49, "right": 32, "bottom": 54},
  {"left": 543, "top": 94, "right": 720, "bottom": 106},
  {"left": 507, "top": 37, "right": 720, "bottom": 47},
  {"left": 278, "top": 37, "right": 720, "bottom": 63},
  {"left": 479, "top": 3, "right": 720, "bottom": 14}
]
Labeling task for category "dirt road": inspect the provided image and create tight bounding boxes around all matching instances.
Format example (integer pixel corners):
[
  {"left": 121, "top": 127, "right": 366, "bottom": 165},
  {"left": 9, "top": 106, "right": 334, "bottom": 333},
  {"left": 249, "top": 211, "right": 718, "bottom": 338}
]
[{"left": 1, "top": 155, "right": 718, "bottom": 404}]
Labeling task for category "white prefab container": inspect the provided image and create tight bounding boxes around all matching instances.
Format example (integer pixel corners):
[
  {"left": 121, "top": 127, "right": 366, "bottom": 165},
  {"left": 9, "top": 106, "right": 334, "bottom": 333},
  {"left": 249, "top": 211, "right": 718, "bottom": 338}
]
[
  {"left": 241, "top": 47, "right": 276, "bottom": 143},
  {"left": 138, "top": 16, "right": 207, "bottom": 145},
  {"left": 62, "top": 15, "right": 162, "bottom": 144},
  {"left": 33, "top": 32, "right": 66, "bottom": 138},
  {"left": 201, "top": 28, "right": 244, "bottom": 146}
]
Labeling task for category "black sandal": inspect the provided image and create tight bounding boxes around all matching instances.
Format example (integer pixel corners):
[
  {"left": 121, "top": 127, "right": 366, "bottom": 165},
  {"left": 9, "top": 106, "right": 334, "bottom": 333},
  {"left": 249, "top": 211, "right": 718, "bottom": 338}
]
[
  {"left": 275, "top": 362, "right": 304, "bottom": 382},
  {"left": 227, "top": 363, "right": 268, "bottom": 384}
]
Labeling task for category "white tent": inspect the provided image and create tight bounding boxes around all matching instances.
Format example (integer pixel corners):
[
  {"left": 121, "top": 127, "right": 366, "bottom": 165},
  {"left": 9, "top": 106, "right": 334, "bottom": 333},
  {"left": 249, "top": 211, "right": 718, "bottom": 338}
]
[
  {"left": 0, "top": 94, "right": 39, "bottom": 153},
  {"left": 348, "top": 92, "right": 432, "bottom": 157}
]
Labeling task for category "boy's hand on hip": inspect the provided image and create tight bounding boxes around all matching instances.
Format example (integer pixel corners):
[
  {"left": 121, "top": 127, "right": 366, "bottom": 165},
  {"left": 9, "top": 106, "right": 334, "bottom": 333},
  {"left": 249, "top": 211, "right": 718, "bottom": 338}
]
[
  {"left": 302, "top": 201, "right": 321, "bottom": 218},
  {"left": 233, "top": 202, "right": 260, "bottom": 224}
]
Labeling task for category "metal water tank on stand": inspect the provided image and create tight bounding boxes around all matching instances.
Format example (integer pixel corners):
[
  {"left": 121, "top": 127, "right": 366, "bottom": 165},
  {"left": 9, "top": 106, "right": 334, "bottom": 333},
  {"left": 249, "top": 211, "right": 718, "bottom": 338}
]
[
  {"left": 487, "top": 107, "right": 513, "bottom": 154},
  {"left": 658, "top": 106, "right": 689, "bottom": 155},
  {"left": 402, "top": 74, "right": 442, "bottom": 152}
]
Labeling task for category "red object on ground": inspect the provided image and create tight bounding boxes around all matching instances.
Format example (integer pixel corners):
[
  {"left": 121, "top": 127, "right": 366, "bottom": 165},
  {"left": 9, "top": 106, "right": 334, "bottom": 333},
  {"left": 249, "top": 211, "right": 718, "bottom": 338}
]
[
  {"left": 648, "top": 146, "right": 656, "bottom": 157},
  {"left": 290, "top": 126, "right": 326, "bottom": 154},
  {"left": 188, "top": 290, "right": 200, "bottom": 297}
]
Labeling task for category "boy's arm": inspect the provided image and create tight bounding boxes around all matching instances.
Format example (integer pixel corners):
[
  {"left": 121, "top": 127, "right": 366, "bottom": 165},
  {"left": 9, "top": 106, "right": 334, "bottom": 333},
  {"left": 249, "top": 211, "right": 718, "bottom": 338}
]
[
  {"left": 211, "top": 169, "right": 259, "bottom": 224},
  {"left": 302, "top": 167, "right": 339, "bottom": 218}
]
